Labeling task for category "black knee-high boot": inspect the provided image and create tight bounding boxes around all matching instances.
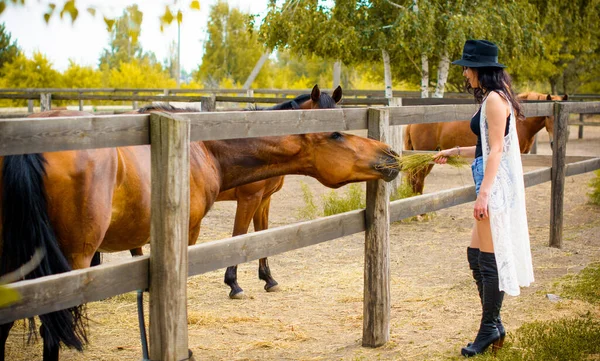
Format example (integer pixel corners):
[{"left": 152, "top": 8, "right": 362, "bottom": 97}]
[
  {"left": 461, "top": 251, "right": 504, "bottom": 357},
  {"left": 466, "top": 248, "right": 505, "bottom": 345}
]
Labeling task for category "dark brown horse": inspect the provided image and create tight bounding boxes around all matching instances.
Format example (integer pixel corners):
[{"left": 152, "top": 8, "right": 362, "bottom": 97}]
[
  {"left": 0, "top": 101, "right": 399, "bottom": 360},
  {"left": 403, "top": 92, "right": 567, "bottom": 194}
]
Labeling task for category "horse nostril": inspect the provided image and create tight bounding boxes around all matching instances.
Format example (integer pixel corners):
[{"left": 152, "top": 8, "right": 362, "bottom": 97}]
[{"left": 387, "top": 148, "right": 400, "bottom": 158}]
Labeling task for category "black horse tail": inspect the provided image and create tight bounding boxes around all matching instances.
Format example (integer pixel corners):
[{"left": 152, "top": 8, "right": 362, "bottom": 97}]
[{"left": 1, "top": 154, "right": 87, "bottom": 351}]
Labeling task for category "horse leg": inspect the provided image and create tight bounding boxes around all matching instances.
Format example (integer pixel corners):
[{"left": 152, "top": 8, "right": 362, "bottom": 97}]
[
  {"left": 224, "top": 194, "right": 262, "bottom": 299},
  {"left": 0, "top": 322, "right": 14, "bottom": 361},
  {"left": 254, "top": 197, "right": 279, "bottom": 292}
]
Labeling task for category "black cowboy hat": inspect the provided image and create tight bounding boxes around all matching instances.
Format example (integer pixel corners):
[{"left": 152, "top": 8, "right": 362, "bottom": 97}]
[{"left": 452, "top": 40, "right": 506, "bottom": 68}]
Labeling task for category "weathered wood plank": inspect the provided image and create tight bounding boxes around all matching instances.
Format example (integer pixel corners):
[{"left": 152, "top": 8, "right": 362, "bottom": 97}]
[
  {"left": 185, "top": 108, "right": 369, "bottom": 141},
  {"left": 0, "top": 257, "right": 148, "bottom": 324},
  {"left": 0, "top": 114, "right": 150, "bottom": 156},
  {"left": 550, "top": 102, "right": 569, "bottom": 248},
  {"left": 149, "top": 112, "right": 190, "bottom": 361},
  {"left": 187, "top": 210, "right": 366, "bottom": 276},
  {"left": 363, "top": 108, "right": 391, "bottom": 347},
  {"left": 562, "top": 101, "right": 600, "bottom": 114},
  {"left": 565, "top": 157, "right": 600, "bottom": 176}
]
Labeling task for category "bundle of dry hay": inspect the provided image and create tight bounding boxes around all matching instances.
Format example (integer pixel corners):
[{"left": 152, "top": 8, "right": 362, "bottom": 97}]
[{"left": 379, "top": 153, "right": 468, "bottom": 174}]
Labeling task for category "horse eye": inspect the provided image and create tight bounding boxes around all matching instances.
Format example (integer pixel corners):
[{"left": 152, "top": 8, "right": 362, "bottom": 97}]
[{"left": 330, "top": 132, "right": 343, "bottom": 140}]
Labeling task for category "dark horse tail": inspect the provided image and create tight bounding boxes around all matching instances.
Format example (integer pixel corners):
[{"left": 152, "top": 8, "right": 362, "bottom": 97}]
[{"left": 1, "top": 154, "right": 87, "bottom": 350}]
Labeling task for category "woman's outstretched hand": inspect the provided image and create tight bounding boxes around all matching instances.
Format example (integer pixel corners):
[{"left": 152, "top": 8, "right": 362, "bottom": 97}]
[{"left": 433, "top": 149, "right": 454, "bottom": 164}]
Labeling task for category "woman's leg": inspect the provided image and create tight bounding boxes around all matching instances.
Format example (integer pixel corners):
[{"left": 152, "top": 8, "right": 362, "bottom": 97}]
[{"left": 462, "top": 218, "right": 504, "bottom": 356}]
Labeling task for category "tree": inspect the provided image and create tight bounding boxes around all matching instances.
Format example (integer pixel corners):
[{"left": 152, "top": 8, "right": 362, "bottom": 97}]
[
  {"left": 513, "top": 0, "right": 600, "bottom": 94},
  {"left": 98, "top": 4, "right": 158, "bottom": 69},
  {"left": 62, "top": 60, "right": 102, "bottom": 88},
  {"left": 0, "top": 22, "right": 20, "bottom": 75},
  {"left": 1, "top": 52, "right": 62, "bottom": 88},
  {"left": 196, "top": 1, "right": 268, "bottom": 87}
]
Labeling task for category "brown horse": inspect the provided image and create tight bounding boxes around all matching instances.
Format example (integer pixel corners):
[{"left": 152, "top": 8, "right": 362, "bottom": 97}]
[
  {"left": 403, "top": 92, "right": 567, "bottom": 194},
  {"left": 126, "top": 85, "right": 343, "bottom": 299},
  {"left": 0, "top": 103, "right": 399, "bottom": 360}
]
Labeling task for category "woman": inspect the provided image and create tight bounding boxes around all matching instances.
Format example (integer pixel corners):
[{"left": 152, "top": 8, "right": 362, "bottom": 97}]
[{"left": 434, "top": 40, "right": 534, "bottom": 357}]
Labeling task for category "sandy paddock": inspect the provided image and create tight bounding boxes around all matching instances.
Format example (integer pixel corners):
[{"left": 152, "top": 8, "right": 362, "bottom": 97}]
[{"left": 5, "top": 119, "right": 600, "bottom": 361}]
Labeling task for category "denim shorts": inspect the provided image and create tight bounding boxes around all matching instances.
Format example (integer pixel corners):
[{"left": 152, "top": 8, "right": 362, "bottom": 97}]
[{"left": 471, "top": 156, "right": 484, "bottom": 196}]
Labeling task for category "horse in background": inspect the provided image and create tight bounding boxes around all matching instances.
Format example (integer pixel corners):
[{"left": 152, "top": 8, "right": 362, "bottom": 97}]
[
  {"left": 0, "top": 94, "right": 398, "bottom": 360},
  {"left": 403, "top": 91, "right": 567, "bottom": 195}
]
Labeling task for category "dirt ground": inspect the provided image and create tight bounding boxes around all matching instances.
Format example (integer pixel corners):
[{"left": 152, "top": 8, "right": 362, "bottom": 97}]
[{"left": 5, "top": 118, "right": 600, "bottom": 361}]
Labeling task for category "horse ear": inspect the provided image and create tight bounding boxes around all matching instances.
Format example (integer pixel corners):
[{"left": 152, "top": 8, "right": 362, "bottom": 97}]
[
  {"left": 311, "top": 84, "right": 320, "bottom": 102},
  {"left": 562, "top": 94, "right": 569, "bottom": 101},
  {"left": 332, "top": 85, "right": 343, "bottom": 103},
  {"left": 546, "top": 94, "right": 552, "bottom": 100}
]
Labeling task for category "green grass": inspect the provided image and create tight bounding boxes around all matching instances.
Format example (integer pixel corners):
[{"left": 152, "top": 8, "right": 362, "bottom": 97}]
[
  {"left": 390, "top": 180, "right": 417, "bottom": 201},
  {"left": 476, "top": 315, "right": 600, "bottom": 361},
  {"left": 322, "top": 184, "right": 365, "bottom": 216},
  {"left": 296, "top": 181, "right": 319, "bottom": 220},
  {"left": 588, "top": 169, "right": 600, "bottom": 205},
  {"left": 560, "top": 262, "right": 600, "bottom": 305}
]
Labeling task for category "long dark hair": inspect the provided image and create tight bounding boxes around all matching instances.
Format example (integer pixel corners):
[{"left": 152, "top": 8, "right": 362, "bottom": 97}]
[{"left": 466, "top": 67, "right": 524, "bottom": 121}]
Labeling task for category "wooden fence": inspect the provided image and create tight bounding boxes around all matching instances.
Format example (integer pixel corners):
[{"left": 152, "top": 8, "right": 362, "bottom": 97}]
[{"left": 0, "top": 101, "right": 599, "bottom": 360}]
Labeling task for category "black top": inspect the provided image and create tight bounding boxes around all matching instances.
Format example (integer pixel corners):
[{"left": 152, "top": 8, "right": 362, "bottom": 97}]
[{"left": 470, "top": 108, "right": 510, "bottom": 158}]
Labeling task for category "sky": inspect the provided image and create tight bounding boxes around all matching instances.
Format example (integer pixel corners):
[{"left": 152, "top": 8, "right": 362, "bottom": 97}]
[{"left": 0, "top": 0, "right": 271, "bottom": 72}]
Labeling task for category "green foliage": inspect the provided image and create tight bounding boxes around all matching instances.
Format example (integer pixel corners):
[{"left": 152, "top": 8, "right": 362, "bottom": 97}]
[
  {"left": 0, "top": 52, "right": 63, "bottom": 93},
  {"left": 587, "top": 170, "right": 600, "bottom": 206},
  {"left": 62, "top": 60, "right": 102, "bottom": 89},
  {"left": 322, "top": 184, "right": 365, "bottom": 216},
  {"left": 106, "top": 59, "right": 176, "bottom": 89},
  {"left": 296, "top": 181, "right": 319, "bottom": 220},
  {"left": 476, "top": 315, "right": 600, "bottom": 361},
  {"left": 0, "top": 22, "right": 20, "bottom": 75},
  {"left": 559, "top": 263, "right": 600, "bottom": 304},
  {"left": 390, "top": 181, "right": 417, "bottom": 201},
  {"left": 197, "top": 1, "right": 268, "bottom": 88}
]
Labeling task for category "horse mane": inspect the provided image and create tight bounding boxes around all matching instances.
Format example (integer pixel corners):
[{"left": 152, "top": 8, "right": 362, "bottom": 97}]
[{"left": 136, "top": 103, "right": 200, "bottom": 113}]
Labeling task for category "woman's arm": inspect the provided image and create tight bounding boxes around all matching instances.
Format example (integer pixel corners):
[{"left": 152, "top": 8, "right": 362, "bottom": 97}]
[
  {"left": 474, "top": 91, "right": 509, "bottom": 220},
  {"left": 433, "top": 145, "right": 476, "bottom": 164}
]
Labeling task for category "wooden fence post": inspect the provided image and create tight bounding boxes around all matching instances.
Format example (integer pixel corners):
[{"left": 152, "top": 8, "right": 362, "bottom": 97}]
[
  {"left": 246, "top": 89, "right": 254, "bottom": 109},
  {"left": 550, "top": 102, "right": 568, "bottom": 248},
  {"left": 27, "top": 99, "right": 34, "bottom": 113},
  {"left": 578, "top": 113, "right": 584, "bottom": 139},
  {"left": 133, "top": 91, "right": 139, "bottom": 109},
  {"left": 40, "top": 93, "right": 51, "bottom": 111},
  {"left": 163, "top": 89, "right": 170, "bottom": 106},
  {"left": 149, "top": 112, "right": 191, "bottom": 361},
  {"left": 387, "top": 98, "right": 403, "bottom": 193},
  {"left": 78, "top": 91, "right": 84, "bottom": 111},
  {"left": 201, "top": 95, "right": 216, "bottom": 112},
  {"left": 363, "top": 108, "right": 391, "bottom": 348}
]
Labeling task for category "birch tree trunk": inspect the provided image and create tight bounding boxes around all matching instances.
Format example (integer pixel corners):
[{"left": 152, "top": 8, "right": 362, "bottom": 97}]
[
  {"left": 421, "top": 54, "right": 429, "bottom": 98},
  {"left": 242, "top": 51, "right": 270, "bottom": 90},
  {"left": 382, "top": 50, "right": 393, "bottom": 98},
  {"left": 333, "top": 60, "right": 342, "bottom": 89},
  {"left": 433, "top": 51, "right": 450, "bottom": 98}
]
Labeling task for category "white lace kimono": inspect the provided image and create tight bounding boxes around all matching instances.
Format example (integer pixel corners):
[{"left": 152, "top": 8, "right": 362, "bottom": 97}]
[{"left": 480, "top": 93, "right": 535, "bottom": 296}]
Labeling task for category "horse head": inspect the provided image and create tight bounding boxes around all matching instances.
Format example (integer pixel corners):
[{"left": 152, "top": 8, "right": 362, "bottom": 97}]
[
  {"left": 301, "top": 131, "right": 399, "bottom": 188},
  {"left": 305, "top": 84, "right": 343, "bottom": 109}
]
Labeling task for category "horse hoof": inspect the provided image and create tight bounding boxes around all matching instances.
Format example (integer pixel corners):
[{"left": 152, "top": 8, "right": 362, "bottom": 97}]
[
  {"left": 265, "top": 284, "right": 281, "bottom": 293},
  {"left": 229, "top": 291, "right": 246, "bottom": 300}
]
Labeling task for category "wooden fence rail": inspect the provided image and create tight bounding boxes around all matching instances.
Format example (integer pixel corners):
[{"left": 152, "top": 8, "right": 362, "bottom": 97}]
[{"left": 0, "top": 101, "right": 598, "bottom": 359}]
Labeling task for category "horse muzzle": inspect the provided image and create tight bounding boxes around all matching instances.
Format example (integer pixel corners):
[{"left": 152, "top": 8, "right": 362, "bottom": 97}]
[{"left": 376, "top": 149, "right": 400, "bottom": 182}]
